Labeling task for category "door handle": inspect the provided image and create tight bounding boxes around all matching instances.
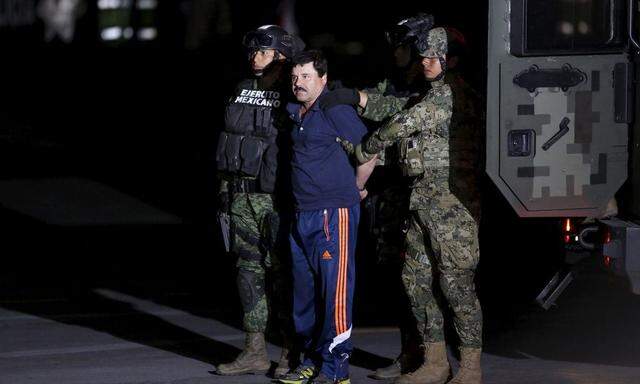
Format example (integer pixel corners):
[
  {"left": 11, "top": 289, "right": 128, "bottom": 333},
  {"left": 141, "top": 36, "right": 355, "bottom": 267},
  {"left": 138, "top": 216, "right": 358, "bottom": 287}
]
[{"left": 542, "top": 117, "right": 570, "bottom": 151}]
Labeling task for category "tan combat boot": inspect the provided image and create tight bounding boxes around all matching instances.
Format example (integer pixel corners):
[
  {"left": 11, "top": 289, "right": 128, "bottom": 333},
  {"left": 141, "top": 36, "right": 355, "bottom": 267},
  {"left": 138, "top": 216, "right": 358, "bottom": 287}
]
[
  {"left": 394, "top": 342, "right": 450, "bottom": 384},
  {"left": 273, "top": 346, "right": 292, "bottom": 378},
  {"left": 448, "top": 347, "right": 482, "bottom": 384},
  {"left": 216, "top": 332, "right": 271, "bottom": 375}
]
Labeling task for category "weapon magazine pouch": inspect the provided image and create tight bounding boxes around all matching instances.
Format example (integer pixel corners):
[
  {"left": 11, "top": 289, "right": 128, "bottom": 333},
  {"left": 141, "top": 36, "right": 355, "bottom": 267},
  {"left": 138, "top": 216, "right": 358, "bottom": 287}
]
[
  {"left": 254, "top": 107, "right": 276, "bottom": 137},
  {"left": 225, "top": 103, "right": 254, "bottom": 134},
  {"left": 259, "top": 144, "right": 278, "bottom": 193},
  {"left": 240, "top": 136, "right": 266, "bottom": 177},
  {"left": 216, "top": 132, "right": 229, "bottom": 170},
  {"left": 399, "top": 137, "right": 425, "bottom": 177},
  {"left": 224, "top": 133, "right": 244, "bottom": 172}
]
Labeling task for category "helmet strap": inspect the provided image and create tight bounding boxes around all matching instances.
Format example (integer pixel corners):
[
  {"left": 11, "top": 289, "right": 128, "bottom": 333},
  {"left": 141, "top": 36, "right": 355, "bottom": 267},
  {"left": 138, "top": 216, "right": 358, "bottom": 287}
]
[{"left": 429, "top": 56, "right": 447, "bottom": 82}]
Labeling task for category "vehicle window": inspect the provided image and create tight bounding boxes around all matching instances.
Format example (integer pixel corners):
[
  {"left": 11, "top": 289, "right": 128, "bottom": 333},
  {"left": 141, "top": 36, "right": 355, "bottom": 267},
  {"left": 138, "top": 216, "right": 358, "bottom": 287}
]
[{"left": 511, "top": 0, "right": 626, "bottom": 56}]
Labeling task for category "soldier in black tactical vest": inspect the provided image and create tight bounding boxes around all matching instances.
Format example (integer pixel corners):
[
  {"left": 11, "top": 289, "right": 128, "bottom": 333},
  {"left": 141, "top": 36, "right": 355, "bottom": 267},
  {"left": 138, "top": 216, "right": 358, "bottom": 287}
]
[{"left": 215, "top": 24, "right": 303, "bottom": 378}]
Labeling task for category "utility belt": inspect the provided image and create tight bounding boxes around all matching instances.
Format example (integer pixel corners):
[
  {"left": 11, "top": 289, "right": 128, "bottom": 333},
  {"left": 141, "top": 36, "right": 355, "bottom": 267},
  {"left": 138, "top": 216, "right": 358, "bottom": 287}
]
[{"left": 228, "top": 177, "right": 264, "bottom": 194}]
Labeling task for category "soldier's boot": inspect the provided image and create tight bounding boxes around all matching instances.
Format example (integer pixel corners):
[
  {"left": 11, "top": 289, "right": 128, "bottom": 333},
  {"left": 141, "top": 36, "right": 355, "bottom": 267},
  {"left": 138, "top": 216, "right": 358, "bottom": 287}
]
[
  {"left": 447, "top": 348, "right": 482, "bottom": 384},
  {"left": 370, "top": 350, "right": 419, "bottom": 380},
  {"left": 393, "top": 342, "right": 450, "bottom": 384},
  {"left": 216, "top": 332, "right": 271, "bottom": 376},
  {"left": 371, "top": 358, "right": 401, "bottom": 380},
  {"left": 273, "top": 346, "right": 292, "bottom": 378}
]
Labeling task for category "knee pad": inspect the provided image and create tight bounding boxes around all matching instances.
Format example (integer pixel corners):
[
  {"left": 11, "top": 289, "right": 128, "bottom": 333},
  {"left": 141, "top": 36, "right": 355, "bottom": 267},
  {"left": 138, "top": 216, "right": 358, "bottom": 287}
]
[{"left": 237, "top": 269, "right": 266, "bottom": 313}]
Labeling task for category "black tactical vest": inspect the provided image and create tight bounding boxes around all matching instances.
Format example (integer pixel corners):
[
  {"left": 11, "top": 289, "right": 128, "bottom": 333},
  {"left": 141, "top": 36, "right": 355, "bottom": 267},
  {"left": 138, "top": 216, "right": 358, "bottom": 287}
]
[{"left": 216, "top": 79, "right": 283, "bottom": 193}]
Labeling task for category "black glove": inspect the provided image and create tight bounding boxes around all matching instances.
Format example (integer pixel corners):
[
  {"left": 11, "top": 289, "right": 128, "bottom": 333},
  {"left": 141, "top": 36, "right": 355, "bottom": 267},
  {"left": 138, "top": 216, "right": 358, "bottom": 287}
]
[{"left": 318, "top": 88, "right": 360, "bottom": 111}]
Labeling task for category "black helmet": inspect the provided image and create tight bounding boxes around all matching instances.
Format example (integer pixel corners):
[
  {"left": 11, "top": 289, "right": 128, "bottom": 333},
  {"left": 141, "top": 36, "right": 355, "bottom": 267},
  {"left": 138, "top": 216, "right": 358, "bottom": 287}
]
[
  {"left": 243, "top": 25, "right": 298, "bottom": 58},
  {"left": 385, "top": 13, "right": 435, "bottom": 48}
]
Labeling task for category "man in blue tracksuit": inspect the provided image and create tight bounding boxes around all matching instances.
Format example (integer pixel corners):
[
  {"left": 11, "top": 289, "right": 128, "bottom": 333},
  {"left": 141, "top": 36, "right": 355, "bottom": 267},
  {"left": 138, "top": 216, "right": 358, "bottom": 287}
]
[{"left": 279, "top": 50, "right": 375, "bottom": 384}]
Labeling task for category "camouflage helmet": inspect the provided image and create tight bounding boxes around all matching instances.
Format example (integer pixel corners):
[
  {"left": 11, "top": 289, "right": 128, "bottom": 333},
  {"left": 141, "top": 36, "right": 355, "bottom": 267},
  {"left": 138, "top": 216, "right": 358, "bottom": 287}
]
[
  {"left": 416, "top": 27, "right": 448, "bottom": 58},
  {"left": 243, "top": 25, "right": 296, "bottom": 58}
]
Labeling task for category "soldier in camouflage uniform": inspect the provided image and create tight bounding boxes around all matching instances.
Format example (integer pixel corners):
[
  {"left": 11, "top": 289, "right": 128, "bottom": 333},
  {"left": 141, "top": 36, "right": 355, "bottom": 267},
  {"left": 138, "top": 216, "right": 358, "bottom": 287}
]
[
  {"left": 215, "top": 25, "right": 304, "bottom": 378},
  {"left": 354, "top": 27, "right": 483, "bottom": 384}
]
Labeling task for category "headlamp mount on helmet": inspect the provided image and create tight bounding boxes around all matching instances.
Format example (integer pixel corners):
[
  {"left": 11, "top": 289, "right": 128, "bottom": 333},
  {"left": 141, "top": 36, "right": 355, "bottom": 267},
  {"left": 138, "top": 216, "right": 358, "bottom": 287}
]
[{"left": 385, "top": 13, "right": 434, "bottom": 48}]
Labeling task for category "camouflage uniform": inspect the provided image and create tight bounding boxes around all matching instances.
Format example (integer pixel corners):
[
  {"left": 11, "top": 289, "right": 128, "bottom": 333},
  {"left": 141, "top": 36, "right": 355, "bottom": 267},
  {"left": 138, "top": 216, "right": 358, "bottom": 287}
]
[
  {"left": 229, "top": 190, "right": 289, "bottom": 333},
  {"left": 359, "top": 71, "right": 483, "bottom": 350}
]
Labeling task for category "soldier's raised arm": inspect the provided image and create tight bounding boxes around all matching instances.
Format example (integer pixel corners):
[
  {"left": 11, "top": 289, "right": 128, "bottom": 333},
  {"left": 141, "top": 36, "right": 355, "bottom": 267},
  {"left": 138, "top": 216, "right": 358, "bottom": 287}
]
[
  {"left": 358, "top": 91, "right": 411, "bottom": 122},
  {"left": 317, "top": 85, "right": 410, "bottom": 122},
  {"left": 355, "top": 84, "right": 452, "bottom": 163}
]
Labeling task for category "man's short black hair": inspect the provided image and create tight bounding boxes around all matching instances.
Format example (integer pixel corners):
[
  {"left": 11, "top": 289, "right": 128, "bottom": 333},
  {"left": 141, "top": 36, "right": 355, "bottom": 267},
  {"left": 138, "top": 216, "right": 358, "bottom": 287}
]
[{"left": 292, "top": 49, "right": 328, "bottom": 77}]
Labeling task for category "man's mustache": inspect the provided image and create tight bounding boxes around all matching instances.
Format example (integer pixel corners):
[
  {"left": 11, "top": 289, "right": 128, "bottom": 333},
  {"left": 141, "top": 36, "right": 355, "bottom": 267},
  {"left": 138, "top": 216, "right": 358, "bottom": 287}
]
[{"left": 294, "top": 86, "right": 307, "bottom": 92}]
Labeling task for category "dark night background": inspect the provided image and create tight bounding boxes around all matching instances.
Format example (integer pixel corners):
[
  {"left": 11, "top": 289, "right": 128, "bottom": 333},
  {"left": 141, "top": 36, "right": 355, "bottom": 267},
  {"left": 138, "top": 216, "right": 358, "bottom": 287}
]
[{"left": 0, "top": 0, "right": 587, "bottom": 365}]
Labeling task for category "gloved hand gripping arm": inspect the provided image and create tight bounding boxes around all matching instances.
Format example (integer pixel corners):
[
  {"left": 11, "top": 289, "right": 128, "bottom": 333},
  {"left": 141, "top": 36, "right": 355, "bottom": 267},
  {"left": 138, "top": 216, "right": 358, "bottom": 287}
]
[
  {"left": 355, "top": 119, "right": 405, "bottom": 164},
  {"left": 355, "top": 88, "right": 453, "bottom": 164}
]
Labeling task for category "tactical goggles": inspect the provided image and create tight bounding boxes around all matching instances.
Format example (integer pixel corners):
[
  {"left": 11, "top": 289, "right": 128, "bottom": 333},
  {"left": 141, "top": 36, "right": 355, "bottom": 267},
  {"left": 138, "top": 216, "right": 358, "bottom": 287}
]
[{"left": 243, "top": 31, "right": 273, "bottom": 48}]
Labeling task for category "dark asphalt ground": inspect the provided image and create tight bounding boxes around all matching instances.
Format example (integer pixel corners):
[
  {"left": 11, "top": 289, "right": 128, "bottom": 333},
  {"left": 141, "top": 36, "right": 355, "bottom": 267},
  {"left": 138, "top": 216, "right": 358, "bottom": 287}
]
[{"left": 1, "top": 191, "right": 639, "bottom": 384}]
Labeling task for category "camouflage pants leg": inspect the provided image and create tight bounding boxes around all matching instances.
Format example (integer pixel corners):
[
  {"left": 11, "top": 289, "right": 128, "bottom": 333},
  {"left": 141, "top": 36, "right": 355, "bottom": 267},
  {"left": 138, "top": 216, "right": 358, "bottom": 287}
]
[
  {"left": 231, "top": 192, "right": 278, "bottom": 333},
  {"left": 402, "top": 215, "right": 445, "bottom": 344},
  {"left": 419, "top": 198, "right": 483, "bottom": 348}
]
